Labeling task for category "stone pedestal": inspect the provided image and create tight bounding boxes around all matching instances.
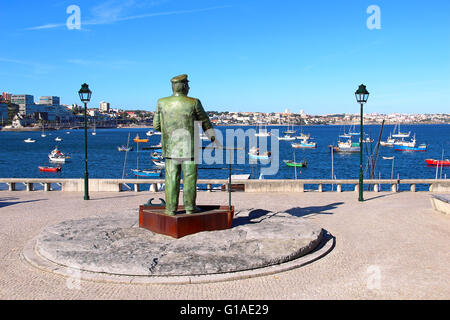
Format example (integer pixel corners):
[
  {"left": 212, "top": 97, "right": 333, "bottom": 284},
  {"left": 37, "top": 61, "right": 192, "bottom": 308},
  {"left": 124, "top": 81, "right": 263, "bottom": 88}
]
[{"left": 139, "top": 205, "right": 235, "bottom": 239}]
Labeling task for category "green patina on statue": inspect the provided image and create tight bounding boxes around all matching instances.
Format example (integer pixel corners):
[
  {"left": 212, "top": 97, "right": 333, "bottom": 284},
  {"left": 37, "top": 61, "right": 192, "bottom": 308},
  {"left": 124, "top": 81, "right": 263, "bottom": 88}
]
[{"left": 153, "top": 74, "right": 216, "bottom": 215}]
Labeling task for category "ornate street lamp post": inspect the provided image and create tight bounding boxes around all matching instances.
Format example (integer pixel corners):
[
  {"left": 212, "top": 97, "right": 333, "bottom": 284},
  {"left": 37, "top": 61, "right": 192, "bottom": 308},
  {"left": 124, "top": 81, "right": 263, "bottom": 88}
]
[
  {"left": 355, "top": 84, "right": 369, "bottom": 202},
  {"left": 78, "top": 83, "right": 92, "bottom": 200}
]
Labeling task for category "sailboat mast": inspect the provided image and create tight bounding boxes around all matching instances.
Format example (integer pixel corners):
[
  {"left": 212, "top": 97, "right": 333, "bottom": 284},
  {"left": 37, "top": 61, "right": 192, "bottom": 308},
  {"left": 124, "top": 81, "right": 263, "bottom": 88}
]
[
  {"left": 122, "top": 133, "right": 130, "bottom": 180},
  {"left": 294, "top": 151, "right": 297, "bottom": 180}
]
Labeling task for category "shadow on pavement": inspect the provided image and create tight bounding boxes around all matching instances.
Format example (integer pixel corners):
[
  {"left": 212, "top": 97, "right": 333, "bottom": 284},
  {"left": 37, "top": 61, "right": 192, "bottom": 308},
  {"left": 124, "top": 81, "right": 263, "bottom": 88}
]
[
  {"left": 0, "top": 199, "right": 46, "bottom": 208},
  {"left": 232, "top": 202, "right": 344, "bottom": 227},
  {"left": 89, "top": 194, "right": 143, "bottom": 201},
  {"left": 363, "top": 193, "right": 398, "bottom": 202},
  {"left": 285, "top": 202, "right": 344, "bottom": 218}
]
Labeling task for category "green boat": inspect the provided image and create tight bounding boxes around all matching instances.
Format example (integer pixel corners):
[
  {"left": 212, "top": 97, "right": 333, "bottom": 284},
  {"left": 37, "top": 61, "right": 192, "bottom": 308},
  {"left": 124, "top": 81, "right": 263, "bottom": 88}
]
[{"left": 283, "top": 159, "right": 307, "bottom": 167}]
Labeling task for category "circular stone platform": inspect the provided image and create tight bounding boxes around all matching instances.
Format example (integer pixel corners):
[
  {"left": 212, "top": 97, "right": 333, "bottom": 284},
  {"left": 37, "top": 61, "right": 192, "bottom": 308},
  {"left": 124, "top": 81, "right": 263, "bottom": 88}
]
[{"left": 24, "top": 208, "right": 333, "bottom": 284}]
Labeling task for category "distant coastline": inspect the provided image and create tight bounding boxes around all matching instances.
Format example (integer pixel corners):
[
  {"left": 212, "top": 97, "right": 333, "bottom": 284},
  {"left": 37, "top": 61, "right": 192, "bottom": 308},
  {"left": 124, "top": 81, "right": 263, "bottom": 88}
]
[{"left": 2, "top": 122, "right": 448, "bottom": 132}]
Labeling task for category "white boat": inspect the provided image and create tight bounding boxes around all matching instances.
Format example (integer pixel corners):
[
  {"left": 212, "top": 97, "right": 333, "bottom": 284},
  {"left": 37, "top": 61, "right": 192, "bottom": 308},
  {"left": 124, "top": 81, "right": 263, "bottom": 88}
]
[
  {"left": 55, "top": 137, "right": 63, "bottom": 142},
  {"left": 255, "top": 124, "right": 271, "bottom": 137},
  {"left": 41, "top": 127, "right": 46, "bottom": 137},
  {"left": 394, "top": 135, "right": 417, "bottom": 148},
  {"left": 329, "top": 138, "right": 360, "bottom": 153},
  {"left": 295, "top": 133, "right": 311, "bottom": 140},
  {"left": 278, "top": 134, "right": 295, "bottom": 141},
  {"left": 146, "top": 130, "right": 154, "bottom": 136},
  {"left": 248, "top": 147, "right": 271, "bottom": 160},
  {"left": 48, "top": 146, "right": 68, "bottom": 163},
  {"left": 152, "top": 159, "right": 165, "bottom": 167},
  {"left": 92, "top": 119, "right": 97, "bottom": 135},
  {"left": 118, "top": 145, "right": 133, "bottom": 152},
  {"left": 347, "top": 123, "right": 360, "bottom": 136},
  {"left": 24, "top": 138, "right": 36, "bottom": 143},
  {"left": 391, "top": 123, "right": 410, "bottom": 138},
  {"left": 283, "top": 123, "right": 296, "bottom": 135},
  {"left": 380, "top": 134, "right": 396, "bottom": 146}
]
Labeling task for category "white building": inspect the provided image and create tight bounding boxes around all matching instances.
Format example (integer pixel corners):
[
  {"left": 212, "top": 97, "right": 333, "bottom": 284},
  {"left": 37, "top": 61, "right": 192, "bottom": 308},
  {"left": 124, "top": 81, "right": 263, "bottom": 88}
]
[{"left": 100, "top": 101, "right": 110, "bottom": 112}]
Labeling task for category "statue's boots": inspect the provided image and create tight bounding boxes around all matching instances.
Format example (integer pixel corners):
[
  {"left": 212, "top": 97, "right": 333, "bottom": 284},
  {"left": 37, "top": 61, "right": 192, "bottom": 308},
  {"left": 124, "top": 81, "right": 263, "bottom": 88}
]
[{"left": 185, "top": 206, "right": 201, "bottom": 215}]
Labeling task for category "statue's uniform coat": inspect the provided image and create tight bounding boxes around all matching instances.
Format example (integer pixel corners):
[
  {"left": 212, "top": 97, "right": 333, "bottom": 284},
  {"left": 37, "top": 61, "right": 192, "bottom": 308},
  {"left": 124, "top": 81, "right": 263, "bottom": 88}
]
[{"left": 153, "top": 88, "right": 214, "bottom": 214}]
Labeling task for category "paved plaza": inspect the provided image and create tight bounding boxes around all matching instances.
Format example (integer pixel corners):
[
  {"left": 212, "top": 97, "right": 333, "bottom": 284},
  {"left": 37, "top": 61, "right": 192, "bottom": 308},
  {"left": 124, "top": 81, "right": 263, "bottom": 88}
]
[{"left": 0, "top": 190, "right": 449, "bottom": 299}]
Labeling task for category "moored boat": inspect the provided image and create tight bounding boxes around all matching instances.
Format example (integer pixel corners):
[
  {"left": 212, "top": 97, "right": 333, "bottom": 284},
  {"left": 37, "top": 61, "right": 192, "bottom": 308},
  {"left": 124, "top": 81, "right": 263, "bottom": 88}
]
[
  {"left": 392, "top": 123, "right": 410, "bottom": 138},
  {"left": 48, "top": 146, "right": 68, "bottom": 163},
  {"left": 395, "top": 144, "right": 427, "bottom": 152},
  {"left": 425, "top": 159, "right": 450, "bottom": 166},
  {"left": 291, "top": 140, "right": 316, "bottom": 148},
  {"left": 152, "top": 159, "right": 165, "bottom": 167},
  {"left": 295, "top": 133, "right": 311, "bottom": 140},
  {"left": 278, "top": 134, "right": 296, "bottom": 141},
  {"left": 39, "top": 166, "right": 61, "bottom": 172},
  {"left": 255, "top": 124, "right": 271, "bottom": 137},
  {"left": 329, "top": 139, "right": 360, "bottom": 153},
  {"left": 151, "top": 152, "right": 163, "bottom": 160},
  {"left": 133, "top": 134, "right": 148, "bottom": 143},
  {"left": 131, "top": 168, "right": 162, "bottom": 177},
  {"left": 380, "top": 134, "right": 396, "bottom": 146},
  {"left": 118, "top": 145, "right": 133, "bottom": 152},
  {"left": 283, "top": 159, "right": 307, "bottom": 167},
  {"left": 248, "top": 147, "right": 271, "bottom": 160},
  {"left": 24, "top": 138, "right": 36, "bottom": 143}
]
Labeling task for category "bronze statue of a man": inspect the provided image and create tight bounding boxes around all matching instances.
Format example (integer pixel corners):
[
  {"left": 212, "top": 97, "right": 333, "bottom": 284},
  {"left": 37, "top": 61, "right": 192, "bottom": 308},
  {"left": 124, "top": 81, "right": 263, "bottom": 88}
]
[{"left": 153, "top": 74, "right": 216, "bottom": 215}]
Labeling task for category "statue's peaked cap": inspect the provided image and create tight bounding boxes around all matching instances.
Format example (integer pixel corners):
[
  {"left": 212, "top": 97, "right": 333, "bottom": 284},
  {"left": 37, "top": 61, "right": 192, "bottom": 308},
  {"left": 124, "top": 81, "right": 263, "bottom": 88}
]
[{"left": 171, "top": 74, "right": 189, "bottom": 83}]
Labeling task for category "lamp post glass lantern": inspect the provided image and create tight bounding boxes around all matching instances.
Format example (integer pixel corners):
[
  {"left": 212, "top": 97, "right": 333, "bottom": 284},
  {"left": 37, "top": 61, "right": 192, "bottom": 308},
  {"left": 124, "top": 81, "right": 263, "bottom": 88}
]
[
  {"left": 79, "top": 83, "right": 92, "bottom": 200},
  {"left": 355, "top": 84, "right": 369, "bottom": 202}
]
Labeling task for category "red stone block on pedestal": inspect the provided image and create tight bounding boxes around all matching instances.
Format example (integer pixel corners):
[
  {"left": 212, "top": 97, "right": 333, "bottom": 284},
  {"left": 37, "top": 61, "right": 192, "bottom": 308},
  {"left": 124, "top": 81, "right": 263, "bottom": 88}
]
[{"left": 139, "top": 205, "right": 235, "bottom": 239}]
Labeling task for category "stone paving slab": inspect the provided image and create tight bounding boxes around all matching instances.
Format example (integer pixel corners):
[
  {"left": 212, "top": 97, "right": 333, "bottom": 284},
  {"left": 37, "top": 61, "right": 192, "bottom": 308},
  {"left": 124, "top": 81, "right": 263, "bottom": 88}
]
[
  {"left": 31, "top": 209, "right": 325, "bottom": 279},
  {"left": 1, "top": 191, "right": 449, "bottom": 299}
]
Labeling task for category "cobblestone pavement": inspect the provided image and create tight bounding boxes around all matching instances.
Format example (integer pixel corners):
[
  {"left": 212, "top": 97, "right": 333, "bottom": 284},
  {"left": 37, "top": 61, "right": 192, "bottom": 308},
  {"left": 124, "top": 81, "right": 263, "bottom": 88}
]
[{"left": 0, "top": 190, "right": 448, "bottom": 300}]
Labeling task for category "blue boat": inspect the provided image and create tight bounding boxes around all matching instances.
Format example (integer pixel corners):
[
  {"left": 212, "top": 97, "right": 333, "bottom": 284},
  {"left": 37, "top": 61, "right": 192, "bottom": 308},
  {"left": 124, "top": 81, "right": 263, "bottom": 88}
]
[
  {"left": 151, "top": 152, "right": 163, "bottom": 160},
  {"left": 292, "top": 140, "right": 317, "bottom": 148},
  {"left": 131, "top": 169, "right": 162, "bottom": 177},
  {"left": 394, "top": 144, "right": 427, "bottom": 152}
]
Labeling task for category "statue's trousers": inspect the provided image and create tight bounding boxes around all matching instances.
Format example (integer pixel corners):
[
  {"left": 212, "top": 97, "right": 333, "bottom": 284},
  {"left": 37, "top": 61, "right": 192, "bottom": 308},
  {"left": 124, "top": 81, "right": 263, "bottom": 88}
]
[{"left": 164, "top": 158, "right": 198, "bottom": 213}]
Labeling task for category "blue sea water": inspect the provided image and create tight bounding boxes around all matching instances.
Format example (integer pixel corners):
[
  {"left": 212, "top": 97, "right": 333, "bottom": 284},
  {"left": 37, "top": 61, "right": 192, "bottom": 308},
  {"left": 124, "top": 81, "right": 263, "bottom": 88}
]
[{"left": 0, "top": 124, "right": 448, "bottom": 191}]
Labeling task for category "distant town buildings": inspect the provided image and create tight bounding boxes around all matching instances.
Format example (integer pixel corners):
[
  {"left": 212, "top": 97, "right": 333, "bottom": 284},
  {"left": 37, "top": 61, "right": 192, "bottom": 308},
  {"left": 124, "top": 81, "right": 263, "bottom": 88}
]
[
  {"left": 0, "top": 88, "right": 448, "bottom": 129},
  {"left": 0, "top": 103, "right": 7, "bottom": 122},
  {"left": 1, "top": 92, "right": 11, "bottom": 102},
  {"left": 38, "top": 96, "right": 60, "bottom": 106},
  {"left": 203, "top": 111, "right": 450, "bottom": 125},
  {"left": 99, "top": 101, "right": 110, "bottom": 112},
  {"left": 11, "top": 94, "right": 34, "bottom": 115}
]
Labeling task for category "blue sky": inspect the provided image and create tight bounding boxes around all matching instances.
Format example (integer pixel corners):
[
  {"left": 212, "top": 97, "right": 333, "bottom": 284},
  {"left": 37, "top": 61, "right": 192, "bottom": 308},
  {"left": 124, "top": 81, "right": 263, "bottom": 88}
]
[{"left": 1, "top": 0, "right": 449, "bottom": 114}]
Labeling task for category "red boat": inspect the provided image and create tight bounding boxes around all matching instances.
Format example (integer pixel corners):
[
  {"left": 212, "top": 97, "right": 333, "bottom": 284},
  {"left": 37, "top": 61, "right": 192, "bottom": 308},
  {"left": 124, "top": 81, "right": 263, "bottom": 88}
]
[
  {"left": 39, "top": 166, "right": 62, "bottom": 172},
  {"left": 425, "top": 159, "right": 450, "bottom": 166}
]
